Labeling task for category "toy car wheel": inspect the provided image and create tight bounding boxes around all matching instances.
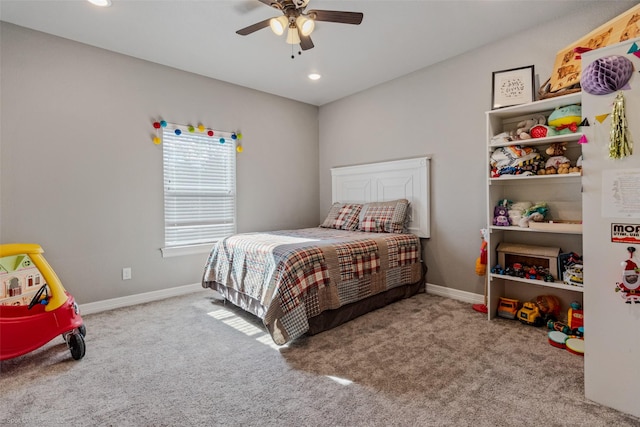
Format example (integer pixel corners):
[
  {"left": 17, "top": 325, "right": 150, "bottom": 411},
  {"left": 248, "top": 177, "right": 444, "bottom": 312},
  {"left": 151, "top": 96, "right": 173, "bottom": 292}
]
[
  {"left": 68, "top": 333, "right": 86, "bottom": 360},
  {"left": 78, "top": 324, "right": 87, "bottom": 337}
]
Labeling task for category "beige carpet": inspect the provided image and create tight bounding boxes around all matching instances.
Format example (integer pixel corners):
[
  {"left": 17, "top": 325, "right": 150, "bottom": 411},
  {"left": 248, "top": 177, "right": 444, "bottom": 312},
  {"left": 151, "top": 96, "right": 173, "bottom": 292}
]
[{"left": 1, "top": 290, "right": 638, "bottom": 426}]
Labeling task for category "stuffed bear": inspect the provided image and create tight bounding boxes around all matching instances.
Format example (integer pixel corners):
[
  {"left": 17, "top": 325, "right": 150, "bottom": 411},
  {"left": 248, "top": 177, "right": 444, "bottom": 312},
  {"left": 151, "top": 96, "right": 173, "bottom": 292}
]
[
  {"left": 546, "top": 142, "right": 567, "bottom": 156},
  {"left": 493, "top": 205, "right": 511, "bottom": 226}
]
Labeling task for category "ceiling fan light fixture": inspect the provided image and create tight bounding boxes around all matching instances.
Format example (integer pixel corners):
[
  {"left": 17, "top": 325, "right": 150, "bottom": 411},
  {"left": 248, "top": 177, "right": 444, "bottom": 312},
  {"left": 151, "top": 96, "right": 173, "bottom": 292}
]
[
  {"left": 269, "top": 16, "right": 288, "bottom": 36},
  {"left": 286, "top": 27, "right": 301, "bottom": 45},
  {"left": 296, "top": 16, "right": 315, "bottom": 36}
]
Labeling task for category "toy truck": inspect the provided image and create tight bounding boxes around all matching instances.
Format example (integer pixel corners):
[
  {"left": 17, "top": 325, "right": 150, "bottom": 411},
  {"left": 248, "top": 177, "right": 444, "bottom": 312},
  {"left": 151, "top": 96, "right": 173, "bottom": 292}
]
[{"left": 517, "top": 301, "right": 543, "bottom": 326}]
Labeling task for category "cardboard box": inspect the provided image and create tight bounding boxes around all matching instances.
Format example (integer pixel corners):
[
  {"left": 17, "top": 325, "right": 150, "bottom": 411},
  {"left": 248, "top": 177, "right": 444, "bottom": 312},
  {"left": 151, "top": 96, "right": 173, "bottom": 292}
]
[{"left": 497, "top": 242, "right": 561, "bottom": 279}]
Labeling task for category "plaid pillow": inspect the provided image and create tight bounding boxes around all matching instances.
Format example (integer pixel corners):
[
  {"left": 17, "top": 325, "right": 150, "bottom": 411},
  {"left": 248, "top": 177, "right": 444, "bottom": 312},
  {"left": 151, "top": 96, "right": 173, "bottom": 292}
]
[
  {"left": 359, "top": 216, "right": 384, "bottom": 233},
  {"left": 358, "top": 199, "right": 409, "bottom": 233},
  {"left": 320, "top": 203, "right": 362, "bottom": 230}
]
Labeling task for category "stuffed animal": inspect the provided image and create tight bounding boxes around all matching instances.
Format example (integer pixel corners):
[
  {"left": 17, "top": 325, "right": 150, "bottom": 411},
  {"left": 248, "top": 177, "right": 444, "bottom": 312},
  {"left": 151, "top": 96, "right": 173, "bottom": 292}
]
[
  {"left": 512, "top": 115, "right": 546, "bottom": 140},
  {"left": 546, "top": 142, "right": 567, "bottom": 156},
  {"left": 508, "top": 201, "right": 533, "bottom": 226},
  {"left": 518, "top": 211, "right": 544, "bottom": 228},
  {"left": 530, "top": 105, "right": 582, "bottom": 138},
  {"left": 490, "top": 145, "right": 544, "bottom": 176},
  {"left": 548, "top": 104, "right": 581, "bottom": 129},
  {"left": 538, "top": 154, "right": 571, "bottom": 175},
  {"left": 518, "top": 202, "right": 548, "bottom": 227},
  {"left": 493, "top": 200, "right": 511, "bottom": 226}
]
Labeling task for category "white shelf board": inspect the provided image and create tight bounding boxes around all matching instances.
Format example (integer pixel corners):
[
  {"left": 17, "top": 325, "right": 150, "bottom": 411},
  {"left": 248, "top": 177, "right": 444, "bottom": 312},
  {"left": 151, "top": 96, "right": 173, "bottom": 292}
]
[{"left": 490, "top": 273, "right": 584, "bottom": 293}]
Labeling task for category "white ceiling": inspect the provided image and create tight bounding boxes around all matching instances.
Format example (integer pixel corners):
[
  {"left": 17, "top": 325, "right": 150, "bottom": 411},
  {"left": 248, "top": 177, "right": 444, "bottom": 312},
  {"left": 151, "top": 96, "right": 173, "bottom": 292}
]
[{"left": 1, "top": 0, "right": 584, "bottom": 106}]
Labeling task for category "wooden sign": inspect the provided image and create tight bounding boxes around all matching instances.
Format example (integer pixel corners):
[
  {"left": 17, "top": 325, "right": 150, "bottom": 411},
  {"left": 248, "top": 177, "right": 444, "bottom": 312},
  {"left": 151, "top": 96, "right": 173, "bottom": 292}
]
[{"left": 550, "top": 4, "right": 640, "bottom": 92}]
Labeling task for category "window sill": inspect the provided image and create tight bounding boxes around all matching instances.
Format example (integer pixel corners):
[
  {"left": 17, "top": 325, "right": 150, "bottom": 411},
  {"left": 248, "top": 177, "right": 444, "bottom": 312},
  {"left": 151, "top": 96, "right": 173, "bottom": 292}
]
[{"left": 161, "top": 243, "right": 213, "bottom": 258}]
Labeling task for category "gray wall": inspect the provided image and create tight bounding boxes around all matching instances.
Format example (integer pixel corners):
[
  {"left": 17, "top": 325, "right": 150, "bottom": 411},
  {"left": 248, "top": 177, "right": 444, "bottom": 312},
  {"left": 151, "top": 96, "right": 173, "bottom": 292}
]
[
  {"left": 0, "top": 23, "right": 319, "bottom": 304},
  {"left": 318, "top": 1, "right": 638, "bottom": 297}
]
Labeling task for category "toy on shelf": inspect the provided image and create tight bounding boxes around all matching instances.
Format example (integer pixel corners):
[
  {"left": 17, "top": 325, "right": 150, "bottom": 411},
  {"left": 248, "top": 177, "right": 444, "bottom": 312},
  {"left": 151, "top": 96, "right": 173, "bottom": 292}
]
[
  {"left": 507, "top": 201, "right": 532, "bottom": 228},
  {"left": 535, "top": 294, "right": 561, "bottom": 319},
  {"left": 493, "top": 199, "right": 511, "bottom": 226},
  {"left": 490, "top": 115, "right": 546, "bottom": 144},
  {"left": 563, "top": 261, "right": 584, "bottom": 287},
  {"left": 497, "top": 297, "right": 520, "bottom": 319},
  {"left": 517, "top": 301, "right": 543, "bottom": 326},
  {"left": 517, "top": 202, "right": 548, "bottom": 228},
  {"left": 529, "top": 104, "right": 582, "bottom": 139},
  {"left": 517, "top": 294, "right": 561, "bottom": 327},
  {"left": 547, "top": 300, "right": 584, "bottom": 337},
  {"left": 536, "top": 141, "right": 582, "bottom": 175},
  {"left": 568, "top": 301, "right": 584, "bottom": 331},
  {"left": 489, "top": 145, "right": 544, "bottom": 177}
]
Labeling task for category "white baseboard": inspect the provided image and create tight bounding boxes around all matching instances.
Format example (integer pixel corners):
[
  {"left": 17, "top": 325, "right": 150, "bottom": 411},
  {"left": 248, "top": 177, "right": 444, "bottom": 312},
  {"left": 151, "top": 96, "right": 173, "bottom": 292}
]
[
  {"left": 426, "top": 282, "right": 484, "bottom": 305},
  {"left": 80, "top": 283, "right": 204, "bottom": 315},
  {"left": 80, "top": 282, "right": 484, "bottom": 316}
]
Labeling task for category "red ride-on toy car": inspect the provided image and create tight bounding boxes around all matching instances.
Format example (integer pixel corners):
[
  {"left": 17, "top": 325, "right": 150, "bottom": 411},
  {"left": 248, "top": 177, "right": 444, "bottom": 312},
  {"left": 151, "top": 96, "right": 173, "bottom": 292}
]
[{"left": 0, "top": 243, "right": 86, "bottom": 361}]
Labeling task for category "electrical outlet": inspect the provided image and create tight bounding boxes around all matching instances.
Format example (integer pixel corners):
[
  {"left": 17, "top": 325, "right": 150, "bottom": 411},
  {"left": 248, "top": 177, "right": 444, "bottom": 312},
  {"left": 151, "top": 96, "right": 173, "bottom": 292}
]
[{"left": 122, "top": 267, "right": 132, "bottom": 280}]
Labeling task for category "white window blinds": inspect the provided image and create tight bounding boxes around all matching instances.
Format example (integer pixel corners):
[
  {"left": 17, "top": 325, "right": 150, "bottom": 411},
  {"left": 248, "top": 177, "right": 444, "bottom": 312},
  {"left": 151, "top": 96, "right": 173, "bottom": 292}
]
[{"left": 162, "top": 127, "right": 236, "bottom": 248}]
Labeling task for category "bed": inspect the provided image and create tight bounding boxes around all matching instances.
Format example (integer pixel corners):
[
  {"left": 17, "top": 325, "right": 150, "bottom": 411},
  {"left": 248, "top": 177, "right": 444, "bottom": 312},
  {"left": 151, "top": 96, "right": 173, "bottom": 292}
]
[{"left": 202, "top": 157, "right": 430, "bottom": 344}]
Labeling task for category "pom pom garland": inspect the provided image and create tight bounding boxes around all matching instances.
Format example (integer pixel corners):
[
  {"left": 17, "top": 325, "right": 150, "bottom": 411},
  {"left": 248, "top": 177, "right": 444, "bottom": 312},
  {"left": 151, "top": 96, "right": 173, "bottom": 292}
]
[{"left": 151, "top": 119, "right": 243, "bottom": 152}]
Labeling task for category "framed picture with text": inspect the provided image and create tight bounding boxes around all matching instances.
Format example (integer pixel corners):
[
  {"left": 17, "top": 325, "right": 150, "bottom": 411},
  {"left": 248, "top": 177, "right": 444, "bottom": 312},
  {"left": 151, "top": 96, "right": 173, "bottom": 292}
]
[{"left": 491, "top": 65, "right": 535, "bottom": 109}]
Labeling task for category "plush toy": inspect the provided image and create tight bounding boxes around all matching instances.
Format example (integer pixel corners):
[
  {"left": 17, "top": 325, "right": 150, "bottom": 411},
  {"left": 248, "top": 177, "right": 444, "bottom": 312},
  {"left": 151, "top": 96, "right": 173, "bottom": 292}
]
[
  {"left": 569, "top": 155, "right": 583, "bottom": 174},
  {"left": 546, "top": 142, "right": 567, "bottom": 156},
  {"left": 508, "top": 201, "right": 533, "bottom": 226},
  {"left": 537, "top": 152, "right": 572, "bottom": 175},
  {"left": 529, "top": 104, "right": 582, "bottom": 139},
  {"left": 512, "top": 115, "right": 546, "bottom": 140},
  {"left": 518, "top": 202, "right": 548, "bottom": 227},
  {"left": 493, "top": 200, "right": 511, "bottom": 226},
  {"left": 490, "top": 115, "right": 546, "bottom": 143},
  {"left": 548, "top": 104, "right": 581, "bottom": 128},
  {"left": 490, "top": 145, "right": 544, "bottom": 176},
  {"left": 518, "top": 211, "right": 544, "bottom": 227}
]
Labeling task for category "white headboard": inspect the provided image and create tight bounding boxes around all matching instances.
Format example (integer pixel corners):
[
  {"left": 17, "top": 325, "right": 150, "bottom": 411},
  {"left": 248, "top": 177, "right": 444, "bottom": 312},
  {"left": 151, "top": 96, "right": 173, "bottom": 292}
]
[{"left": 331, "top": 157, "right": 430, "bottom": 238}]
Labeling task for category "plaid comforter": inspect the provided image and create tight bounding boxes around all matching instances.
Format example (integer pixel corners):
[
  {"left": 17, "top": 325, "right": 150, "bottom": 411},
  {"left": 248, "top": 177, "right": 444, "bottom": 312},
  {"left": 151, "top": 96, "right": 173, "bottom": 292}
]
[{"left": 202, "top": 227, "right": 423, "bottom": 344}]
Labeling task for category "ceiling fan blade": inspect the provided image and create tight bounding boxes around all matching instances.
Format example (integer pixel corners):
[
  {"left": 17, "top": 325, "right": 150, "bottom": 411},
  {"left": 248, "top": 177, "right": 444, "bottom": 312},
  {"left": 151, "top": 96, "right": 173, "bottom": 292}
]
[
  {"left": 236, "top": 18, "right": 272, "bottom": 36},
  {"left": 298, "top": 29, "right": 314, "bottom": 51},
  {"left": 307, "top": 10, "right": 363, "bottom": 25}
]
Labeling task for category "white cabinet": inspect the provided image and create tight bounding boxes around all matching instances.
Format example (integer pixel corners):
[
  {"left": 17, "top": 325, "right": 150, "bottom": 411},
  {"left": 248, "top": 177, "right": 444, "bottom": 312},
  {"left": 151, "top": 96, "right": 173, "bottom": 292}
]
[{"left": 485, "top": 92, "right": 584, "bottom": 320}]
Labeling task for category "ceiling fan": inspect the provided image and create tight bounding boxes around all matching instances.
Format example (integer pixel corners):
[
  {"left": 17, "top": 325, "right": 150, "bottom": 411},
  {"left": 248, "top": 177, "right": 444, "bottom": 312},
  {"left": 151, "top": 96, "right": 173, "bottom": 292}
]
[{"left": 236, "top": 0, "right": 363, "bottom": 53}]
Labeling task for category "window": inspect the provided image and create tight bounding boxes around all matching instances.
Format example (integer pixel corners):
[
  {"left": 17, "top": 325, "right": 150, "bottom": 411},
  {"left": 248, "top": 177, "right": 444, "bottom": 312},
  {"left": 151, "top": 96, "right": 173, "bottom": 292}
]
[{"left": 162, "top": 125, "right": 236, "bottom": 256}]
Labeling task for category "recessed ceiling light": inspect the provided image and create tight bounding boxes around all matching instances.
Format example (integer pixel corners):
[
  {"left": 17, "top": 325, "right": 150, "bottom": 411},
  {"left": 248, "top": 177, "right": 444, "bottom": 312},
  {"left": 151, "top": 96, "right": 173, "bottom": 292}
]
[
  {"left": 308, "top": 73, "right": 321, "bottom": 81},
  {"left": 88, "top": 0, "right": 112, "bottom": 7}
]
